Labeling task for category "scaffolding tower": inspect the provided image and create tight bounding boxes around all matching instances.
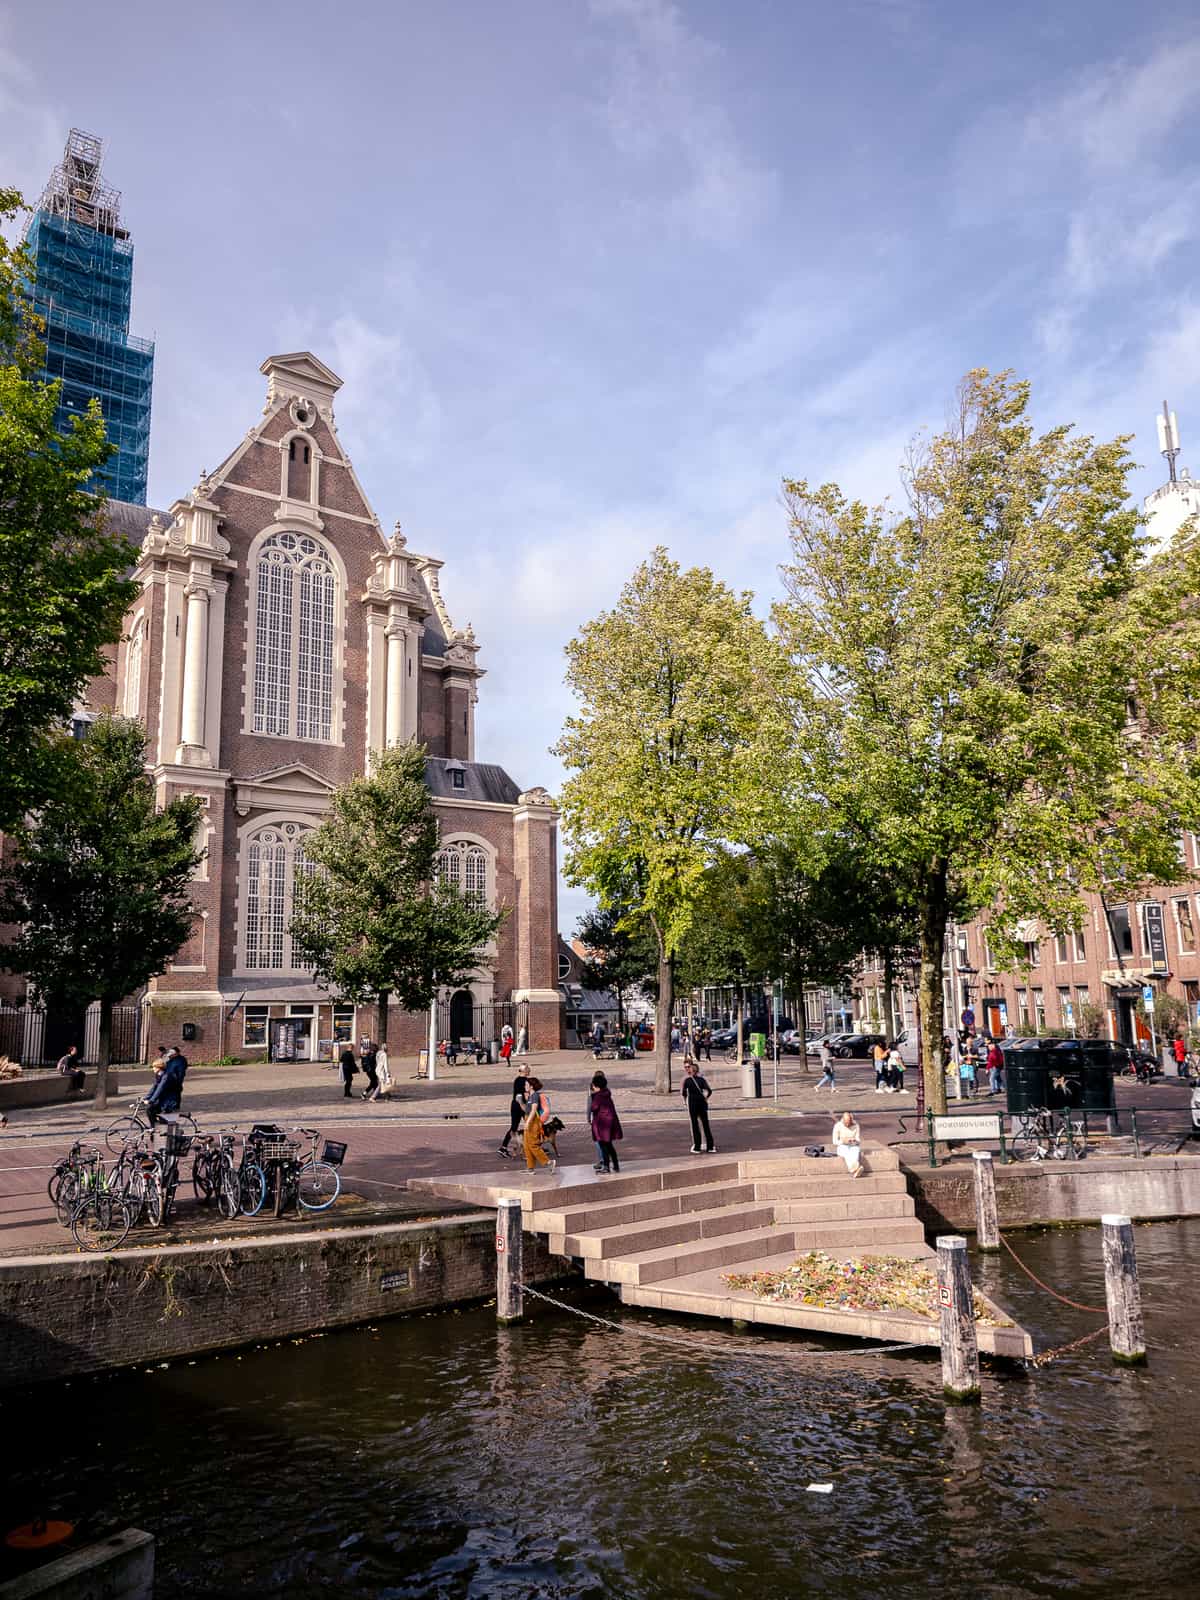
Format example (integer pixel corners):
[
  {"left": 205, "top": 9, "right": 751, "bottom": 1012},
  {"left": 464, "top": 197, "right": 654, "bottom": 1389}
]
[{"left": 23, "top": 128, "right": 154, "bottom": 504}]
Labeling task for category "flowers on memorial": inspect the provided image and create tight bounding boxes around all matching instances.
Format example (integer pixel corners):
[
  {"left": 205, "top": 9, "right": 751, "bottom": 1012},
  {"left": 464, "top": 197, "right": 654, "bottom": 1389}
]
[{"left": 723, "top": 1250, "right": 1005, "bottom": 1324}]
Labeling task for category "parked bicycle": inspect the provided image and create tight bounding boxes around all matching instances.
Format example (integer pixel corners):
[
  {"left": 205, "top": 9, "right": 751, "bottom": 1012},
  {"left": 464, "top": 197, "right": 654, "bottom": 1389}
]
[
  {"left": 192, "top": 1131, "right": 266, "bottom": 1221},
  {"left": 1009, "top": 1105, "right": 1082, "bottom": 1162},
  {"left": 253, "top": 1125, "right": 345, "bottom": 1217},
  {"left": 49, "top": 1139, "right": 134, "bottom": 1249}
]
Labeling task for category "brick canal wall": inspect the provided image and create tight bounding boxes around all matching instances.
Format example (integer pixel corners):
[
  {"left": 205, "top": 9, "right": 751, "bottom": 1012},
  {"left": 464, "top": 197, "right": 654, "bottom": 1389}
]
[
  {"left": 906, "top": 1154, "right": 1200, "bottom": 1235},
  {"left": 0, "top": 1214, "right": 568, "bottom": 1390}
]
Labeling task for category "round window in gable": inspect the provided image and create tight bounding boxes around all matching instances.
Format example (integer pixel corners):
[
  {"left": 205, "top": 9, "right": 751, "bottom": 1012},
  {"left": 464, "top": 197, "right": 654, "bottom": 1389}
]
[{"left": 290, "top": 398, "right": 314, "bottom": 429}]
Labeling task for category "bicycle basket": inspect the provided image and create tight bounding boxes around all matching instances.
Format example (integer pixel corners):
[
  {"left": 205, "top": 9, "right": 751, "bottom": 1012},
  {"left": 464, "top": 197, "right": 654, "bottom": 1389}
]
[
  {"left": 165, "top": 1131, "right": 193, "bottom": 1157},
  {"left": 258, "top": 1138, "right": 299, "bottom": 1164},
  {"left": 321, "top": 1140, "right": 348, "bottom": 1168}
]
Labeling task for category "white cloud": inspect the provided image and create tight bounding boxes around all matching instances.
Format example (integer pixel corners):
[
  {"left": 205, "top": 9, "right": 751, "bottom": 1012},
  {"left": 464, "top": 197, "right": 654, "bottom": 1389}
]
[
  {"left": 274, "top": 307, "right": 442, "bottom": 470},
  {"left": 588, "top": 0, "right": 775, "bottom": 242}
]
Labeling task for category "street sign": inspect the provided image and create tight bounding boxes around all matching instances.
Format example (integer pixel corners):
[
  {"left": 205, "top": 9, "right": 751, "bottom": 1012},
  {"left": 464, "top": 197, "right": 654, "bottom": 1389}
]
[
  {"left": 1064, "top": 1001, "right": 1075, "bottom": 1025},
  {"left": 1142, "top": 984, "right": 1156, "bottom": 1011},
  {"left": 1143, "top": 902, "right": 1169, "bottom": 974},
  {"left": 932, "top": 1114, "right": 1001, "bottom": 1142}
]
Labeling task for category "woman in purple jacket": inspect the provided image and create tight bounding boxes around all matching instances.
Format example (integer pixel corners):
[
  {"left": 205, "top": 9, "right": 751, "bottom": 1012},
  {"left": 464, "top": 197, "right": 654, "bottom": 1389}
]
[{"left": 589, "top": 1071, "right": 623, "bottom": 1174}]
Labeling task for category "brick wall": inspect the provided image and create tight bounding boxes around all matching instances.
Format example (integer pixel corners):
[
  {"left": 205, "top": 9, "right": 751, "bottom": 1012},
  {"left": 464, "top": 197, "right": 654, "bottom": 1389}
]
[{"left": 0, "top": 1215, "right": 568, "bottom": 1390}]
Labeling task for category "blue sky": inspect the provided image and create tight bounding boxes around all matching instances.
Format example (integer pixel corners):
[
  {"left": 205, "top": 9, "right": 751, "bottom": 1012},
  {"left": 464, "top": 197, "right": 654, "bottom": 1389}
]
[{"left": 3, "top": 0, "right": 1199, "bottom": 932}]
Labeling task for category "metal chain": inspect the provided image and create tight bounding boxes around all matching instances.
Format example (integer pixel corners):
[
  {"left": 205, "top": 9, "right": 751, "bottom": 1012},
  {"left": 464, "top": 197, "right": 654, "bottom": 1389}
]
[
  {"left": 998, "top": 1233, "right": 1108, "bottom": 1315},
  {"left": 516, "top": 1282, "right": 923, "bottom": 1360}
]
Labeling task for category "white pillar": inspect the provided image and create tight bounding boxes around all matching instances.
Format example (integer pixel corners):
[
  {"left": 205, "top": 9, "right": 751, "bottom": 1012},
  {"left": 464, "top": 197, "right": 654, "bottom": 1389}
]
[
  {"left": 404, "top": 624, "right": 420, "bottom": 743},
  {"left": 385, "top": 625, "right": 405, "bottom": 746},
  {"left": 179, "top": 583, "right": 210, "bottom": 756}
]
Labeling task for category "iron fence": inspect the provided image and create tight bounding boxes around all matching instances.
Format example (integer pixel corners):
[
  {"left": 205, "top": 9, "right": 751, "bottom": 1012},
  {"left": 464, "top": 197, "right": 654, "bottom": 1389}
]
[
  {"left": 436, "top": 996, "right": 529, "bottom": 1049},
  {"left": 0, "top": 1003, "right": 141, "bottom": 1066}
]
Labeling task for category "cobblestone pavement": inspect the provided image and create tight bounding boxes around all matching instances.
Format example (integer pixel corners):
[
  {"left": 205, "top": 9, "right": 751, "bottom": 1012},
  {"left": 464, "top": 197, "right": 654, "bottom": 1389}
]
[{"left": 1, "top": 1049, "right": 1194, "bottom": 1255}]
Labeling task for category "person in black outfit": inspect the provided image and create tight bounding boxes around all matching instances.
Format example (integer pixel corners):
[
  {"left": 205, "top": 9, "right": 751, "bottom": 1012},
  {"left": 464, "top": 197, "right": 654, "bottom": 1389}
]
[
  {"left": 338, "top": 1046, "right": 357, "bottom": 1098},
  {"left": 681, "top": 1060, "right": 715, "bottom": 1152},
  {"left": 359, "top": 1040, "right": 379, "bottom": 1100},
  {"left": 498, "top": 1071, "right": 530, "bottom": 1158}
]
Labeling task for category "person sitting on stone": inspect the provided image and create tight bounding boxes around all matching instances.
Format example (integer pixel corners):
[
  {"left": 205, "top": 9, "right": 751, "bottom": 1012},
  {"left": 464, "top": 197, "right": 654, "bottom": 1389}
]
[{"left": 833, "top": 1109, "right": 865, "bottom": 1178}]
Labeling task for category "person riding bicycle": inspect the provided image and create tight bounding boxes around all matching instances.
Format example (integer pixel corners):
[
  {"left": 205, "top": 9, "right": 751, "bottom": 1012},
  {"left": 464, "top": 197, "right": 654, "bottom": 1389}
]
[{"left": 144, "top": 1045, "right": 188, "bottom": 1126}]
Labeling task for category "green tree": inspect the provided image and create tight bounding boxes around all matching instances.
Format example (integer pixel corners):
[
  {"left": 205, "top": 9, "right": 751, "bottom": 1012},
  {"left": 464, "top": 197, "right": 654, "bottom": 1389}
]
[
  {"left": 555, "top": 548, "right": 789, "bottom": 1092},
  {"left": 776, "top": 370, "right": 1200, "bottom": 1114},
  {"left": 0, "top": 717, "right": 203, "bottom": 1109},
  {"left": 289, "top": 744, "right": 505, "bottom": 1048},
  {"left": 575, "top": 903, "right": 658, "bottom": 1032},
  {"left": 0, "top": 188, "right": 137, "bottom": 829}
]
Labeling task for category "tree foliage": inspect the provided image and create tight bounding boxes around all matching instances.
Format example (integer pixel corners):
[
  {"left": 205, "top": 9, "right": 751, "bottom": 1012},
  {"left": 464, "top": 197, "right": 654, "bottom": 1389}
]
[
  {"left": 575, "top": 903, "right": 658, "bottom": 1029},
  {"left": 555, "top": 548, "right": 789, "bottom": 1091},
  {"left": 289, "top": 744, "right": 505, "bottom": 1046},
  {"left": 0, "top": 717, "right": 203, "bottom": 1107},
  {"left": 775, "top": 369, "right": 1200, "bottom": 1112},
  {"left": 0, "top": 187, "right": 138, "bottom": 829}
]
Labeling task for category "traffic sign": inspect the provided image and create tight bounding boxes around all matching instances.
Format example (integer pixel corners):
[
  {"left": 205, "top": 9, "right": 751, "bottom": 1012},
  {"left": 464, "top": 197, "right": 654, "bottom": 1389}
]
[{"left": 1142, "top": 984, "right": 1155, "bottom": 1011}]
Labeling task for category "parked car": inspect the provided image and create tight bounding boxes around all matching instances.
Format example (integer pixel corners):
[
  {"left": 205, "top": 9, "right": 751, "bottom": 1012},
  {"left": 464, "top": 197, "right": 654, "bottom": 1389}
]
[
  {"left": 829, "top": 1033, "right": 885, "bottom": 1059},
  {"left": 709, "top": 1028, "right": 737, "bottom": 1050}
]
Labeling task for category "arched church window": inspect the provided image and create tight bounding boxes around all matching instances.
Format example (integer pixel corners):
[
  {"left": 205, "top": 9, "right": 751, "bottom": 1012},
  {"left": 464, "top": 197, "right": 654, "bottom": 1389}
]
[
  {"left": 251, "top": 531, "right": 338, "bottom": 741},
  {"left": 436, "top": 840, "right": 490, "bottom": 905},
  {"left": 243, "top": 820, "right": 315, "bottom": 971},
  {"left": 287, "top": 434, "right": 313, "bottom": 500},
  {"left": 123, "top": 615, "right": 144, "bottom": 718}
]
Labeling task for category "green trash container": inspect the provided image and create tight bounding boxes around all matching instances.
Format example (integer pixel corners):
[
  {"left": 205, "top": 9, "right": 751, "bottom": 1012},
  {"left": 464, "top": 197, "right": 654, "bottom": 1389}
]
[{"left": 1005, "top": 1056, "right": 1050, "bottom": 1114}]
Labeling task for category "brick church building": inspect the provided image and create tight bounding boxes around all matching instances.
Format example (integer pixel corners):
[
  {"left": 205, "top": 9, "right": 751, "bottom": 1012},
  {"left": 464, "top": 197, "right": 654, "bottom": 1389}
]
[{"left": 73, "top": 351, "right": 561, "bottom": 1061}]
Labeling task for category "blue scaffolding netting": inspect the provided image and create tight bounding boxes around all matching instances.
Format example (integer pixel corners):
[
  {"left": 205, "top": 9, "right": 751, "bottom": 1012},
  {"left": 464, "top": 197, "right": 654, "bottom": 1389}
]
[{"left": 23, "top": 129, "right": 154, "bottom": 505}]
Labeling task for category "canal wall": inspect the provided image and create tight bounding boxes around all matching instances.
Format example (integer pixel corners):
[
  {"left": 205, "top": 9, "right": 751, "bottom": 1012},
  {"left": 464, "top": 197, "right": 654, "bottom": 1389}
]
[
  {"left": 907, "top": 1154, "right": 1200, "bottom": 1234},
  {"left": 0, "top": 1213, "right": 568, "bottom": 1390}
]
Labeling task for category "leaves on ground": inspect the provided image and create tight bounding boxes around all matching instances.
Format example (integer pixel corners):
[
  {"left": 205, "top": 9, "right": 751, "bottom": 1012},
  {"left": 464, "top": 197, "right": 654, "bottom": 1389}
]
[{"left": 723, "top": 1249, "right": 1006, "bottom": 1323}]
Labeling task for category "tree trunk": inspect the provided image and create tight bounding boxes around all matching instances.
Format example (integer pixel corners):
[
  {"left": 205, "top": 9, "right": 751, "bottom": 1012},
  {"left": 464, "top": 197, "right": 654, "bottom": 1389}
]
[
  {"left": 616, "top": 981, "right": 625, "bottom": 1036},
  {"left": 653, "top": 939, "right": 673, "bottom": 1095},
  {"left": 377, "top": 989, "right": 391, "bottom": 1049},
  {"left": 93, "top": 995, "right": 113, "bottom": 1112},
  {"left": 735, "top": 986, "right": 744, "bottom": 1065},
  {"left": 918, "top": 869, "right": 949, "bottom": 1117},
  {"left": 883, "top": 946, "right": 896, "bottom": 1041}
]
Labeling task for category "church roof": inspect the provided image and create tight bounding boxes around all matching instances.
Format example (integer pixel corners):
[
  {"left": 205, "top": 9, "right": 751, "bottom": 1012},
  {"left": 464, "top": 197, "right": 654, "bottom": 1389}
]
[
  {"left": 104, "top": 498, "right": 170, "bottom": 543},
  {"left": 425, "top": 758, "right": 521, "bottom": 806}
]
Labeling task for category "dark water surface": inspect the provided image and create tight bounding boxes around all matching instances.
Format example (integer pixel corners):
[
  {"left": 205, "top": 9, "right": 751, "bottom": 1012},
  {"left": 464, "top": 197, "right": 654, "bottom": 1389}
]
[{"left": 5, "top": 1220, "right": 1200, "bottom": 1599}]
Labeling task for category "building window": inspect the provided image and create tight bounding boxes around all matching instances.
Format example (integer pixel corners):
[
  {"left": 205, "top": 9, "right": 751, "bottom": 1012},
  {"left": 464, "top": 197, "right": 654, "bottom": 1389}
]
[
  {"left": 1032, "top": 988, "right": 1046, "bottom": 1032},
  {"left": 1107, "top": 904, "right": 1134, "bottom": 960},
  {"left": 1023, "top": 939, "right": 1040, "bottom": 968},
  {"left": 332, "top": 1005, "right": 355, "bottom": 1044},
  {"left": 1054, "top": 933, "right": 1069, "bottom": 964},
  {"left": 242, "top": 820, "right": 313, "bottom": 972},
  {"left": 436, "top": 838, "right": 490, "bottom": 905},
  {"left": 243, "top": 1005, "right": 269, "bottom": 1048},
  {"left": 124, "top": 616, "right": 144, "bottom": 718},
  {"left": 452, "top": 769, "right": 465, "bottom": 789},
  {"left": 1175, "top": 898, "right": 1196, "bottom": 954},
  {"left": 251, "top": 531, "right": 338, "bottom": 741},
  {"left": 1017, "top": 991, "right": 1030, "bottom": 1030},
  {"left": 558, "top": 953, "right": 572, "bottom": 981},
  {"left": 1184, "top": 981, "right": 1200, "bottom": 1024},
  {"left": 1057, "top": 986, "right": 1071, "bottom": 1024},
  {"left": 1075, "top": 986, "right": 1090, "bottom": 1013},
  {"left": 1073, "top": 928, "right": 1087, "bottom": 962}
]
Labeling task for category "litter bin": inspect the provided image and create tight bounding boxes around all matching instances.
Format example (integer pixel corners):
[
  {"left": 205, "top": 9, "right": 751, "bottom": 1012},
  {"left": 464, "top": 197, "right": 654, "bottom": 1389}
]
[
  {"left": 488, "top": 1039, "right": 499, "bottom": 1064},
  {"left": 743, "top": 1034, "right": 764, "bottom": 1098},
  {"left": 1005, "top": 1057, "right": 1050, "bottom": 1115}
]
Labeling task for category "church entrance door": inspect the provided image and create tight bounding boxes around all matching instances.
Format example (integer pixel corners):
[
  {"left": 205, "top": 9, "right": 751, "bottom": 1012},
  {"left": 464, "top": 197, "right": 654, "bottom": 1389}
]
[{"left": 449, "top": 989, "right": 473, "bottom": 1047}]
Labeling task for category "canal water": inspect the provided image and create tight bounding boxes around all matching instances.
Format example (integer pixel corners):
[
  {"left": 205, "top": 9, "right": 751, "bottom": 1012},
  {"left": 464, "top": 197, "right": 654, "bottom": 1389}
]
[{"left": 5, "top": 1220, "right": 1200, "bottom": 1598}]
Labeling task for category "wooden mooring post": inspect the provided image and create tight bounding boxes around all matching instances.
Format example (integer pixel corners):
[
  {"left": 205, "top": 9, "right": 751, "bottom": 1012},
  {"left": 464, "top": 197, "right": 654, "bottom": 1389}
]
[
  {"left": 936, "top": 1235, "right": 980, "bottom": 1403},
  {"left": 496, "top": 1197, "right": 524, "bottom": 1324},
  {"left": 972, "top": 1151, "right": 1000, "bottom": 1251},
  {"left": 1101, "top": 1213, "right": 1146, "bottom": 1366}
]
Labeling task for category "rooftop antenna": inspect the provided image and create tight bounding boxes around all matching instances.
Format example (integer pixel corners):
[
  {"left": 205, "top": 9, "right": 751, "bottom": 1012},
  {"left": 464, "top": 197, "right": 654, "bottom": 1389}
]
[{"left": 1157, "top": 401, "right": 1181, "bottom": 485}]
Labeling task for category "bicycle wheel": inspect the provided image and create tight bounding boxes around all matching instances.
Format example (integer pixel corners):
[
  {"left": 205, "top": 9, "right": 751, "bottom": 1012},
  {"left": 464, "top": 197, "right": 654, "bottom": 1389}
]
[
  {"left": 54, "top": 1169, "right": 81, "bottom": 1227},
  {"left": 239, "top": 1162, "right": 266, "bottom": 1218},
  {"left": 105, "top": 1116, "right": 141, "bottom": 1155},
  {"left": 192, "top": 1149, "right": 215, "bottom": 1203},
  {"left": 71, "top": 1194, "right": 132, "bottom": 1251},
  {"left": 142, "top": 1170, "right": 164, "bottom": 1227},
  {"left": 47, "top": 1163, "right": 65, "bottom": 1210},
  {"left": 297, "top": 1160, "right": 341, "bottom": 1212},
  {"left": 216, "top": 1160, "right": 241, "bottom": 1220}
]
